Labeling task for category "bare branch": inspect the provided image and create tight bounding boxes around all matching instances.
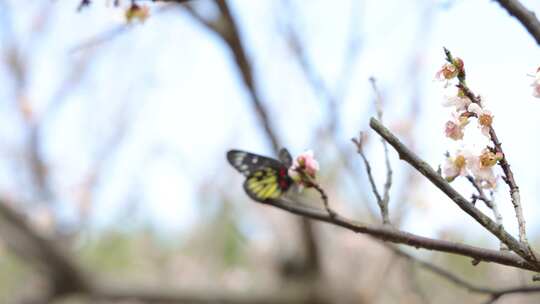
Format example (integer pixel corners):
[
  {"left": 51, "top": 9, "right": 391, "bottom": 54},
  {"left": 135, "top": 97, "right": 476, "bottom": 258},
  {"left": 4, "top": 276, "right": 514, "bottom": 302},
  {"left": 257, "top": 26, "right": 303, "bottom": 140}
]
[
  {"left": 467, "top": 176, "right": 507, "bottom": 251},
  {"left": 0, "top": 201, "right": 90, "bottom": 297},
  {"left": 351, "top": 134, "right": 388, "bottom": 224},
  {"left": 494, "top": 0, "right": 540, "bottom": 45},
  {"left": 262, "top": 196, "right": 538, "bottom": 271},
  {"left": 369, "top": 77, "right": 394, "bottom": 224}
]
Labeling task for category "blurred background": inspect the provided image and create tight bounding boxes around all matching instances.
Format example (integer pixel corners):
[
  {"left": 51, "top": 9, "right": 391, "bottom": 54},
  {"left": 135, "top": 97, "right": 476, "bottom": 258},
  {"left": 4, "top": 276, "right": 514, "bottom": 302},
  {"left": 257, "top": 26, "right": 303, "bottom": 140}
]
[{"left": 1, "top": 0, "right": 540, "bottom": 303}]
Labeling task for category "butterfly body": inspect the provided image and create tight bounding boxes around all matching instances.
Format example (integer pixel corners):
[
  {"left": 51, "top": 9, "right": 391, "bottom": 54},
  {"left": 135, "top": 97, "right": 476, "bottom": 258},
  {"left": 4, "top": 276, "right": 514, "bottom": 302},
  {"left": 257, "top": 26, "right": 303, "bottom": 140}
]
[{"left": 227, "top": 149, "right": 293, "bottom": 201}]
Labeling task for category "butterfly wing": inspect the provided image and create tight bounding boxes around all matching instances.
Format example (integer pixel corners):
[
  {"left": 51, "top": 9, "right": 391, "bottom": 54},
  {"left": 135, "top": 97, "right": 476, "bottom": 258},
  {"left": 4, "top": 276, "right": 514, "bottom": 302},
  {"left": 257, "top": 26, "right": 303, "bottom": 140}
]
[
  {"left": 227, "top": 149, "right": 293, "bottom": 201},
  {"left": 243, "top": 167, "right": 283, "bottom": 201},
  {"left": 226, "top": 150, "right": 282, "bottom": 177}
]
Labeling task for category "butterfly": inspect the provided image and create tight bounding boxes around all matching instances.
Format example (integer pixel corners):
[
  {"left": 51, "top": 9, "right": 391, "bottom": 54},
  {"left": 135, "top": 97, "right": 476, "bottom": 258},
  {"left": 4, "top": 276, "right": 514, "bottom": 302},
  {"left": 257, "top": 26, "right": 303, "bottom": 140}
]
[{"left": 226, "top": 148, "right": 294, "bottom": 201}]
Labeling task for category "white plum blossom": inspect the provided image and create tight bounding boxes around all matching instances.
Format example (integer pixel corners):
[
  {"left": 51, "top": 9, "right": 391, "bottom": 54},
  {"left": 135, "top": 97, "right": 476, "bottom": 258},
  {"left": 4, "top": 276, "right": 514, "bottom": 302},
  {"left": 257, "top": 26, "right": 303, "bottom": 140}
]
[
  {"left": 467, "top": 149, "right": 501, "bottom": 189},
  {"left": 444, "top": 149, "right": 500, "bottom": 189},
  {"left": 442, "top": 94, "right": 471, "bottom": 112},
  {"left": 443, "top": 150, "right": 470, "bottom": 182}
]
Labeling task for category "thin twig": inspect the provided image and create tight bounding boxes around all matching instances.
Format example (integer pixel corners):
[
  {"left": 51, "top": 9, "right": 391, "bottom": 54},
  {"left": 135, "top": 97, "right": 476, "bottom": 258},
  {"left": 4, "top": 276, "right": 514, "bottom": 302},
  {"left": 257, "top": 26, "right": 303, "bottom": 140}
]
[
  {"left": 369, "top": 117, "right": 537, "bottom": 263},
  {"left": 466, "top": 176, "right": 507, "bottom": 251},
  {"left": 351, "top": 134, "right": 389, "bottom": 224},
  {"left": 309, "top": 182, "right": 336, "bottom": 218},
  {"left": 370, "top": 77, "right": 393, "bottom": 224},
  {"left": 467, "top": 176, "right": 491, "bottom": 206},
  {"left": 291, "top": 168, "right": 336, "bottom": 218}
]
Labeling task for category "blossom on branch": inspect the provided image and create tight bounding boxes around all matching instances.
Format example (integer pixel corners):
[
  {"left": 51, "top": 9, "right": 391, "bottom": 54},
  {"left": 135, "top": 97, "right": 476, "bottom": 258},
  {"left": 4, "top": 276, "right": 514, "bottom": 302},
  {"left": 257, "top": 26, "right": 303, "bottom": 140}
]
[
  {"left": 444, "top": 148, "right": 501, "bottom": 188},
  {"left": 288, "top": 150, "right": 320, "bottom": 190},
  {"left": 445, "top": 113, "right": 469, "bottom": 140},
  {"left": 467, "top": 103, "right": 493, "bottom": 138},
  {"left": 435, "top": 57, "right": 464, "bottom": 87},
  {"left": 443, "top": 150, "right": 469, "bottom": 182},
  {"left": 442, "top": 91, "right": 471, "bottom": 112},
  {"left": 468, "top": 149, "right": 502, "bottom": 189}
]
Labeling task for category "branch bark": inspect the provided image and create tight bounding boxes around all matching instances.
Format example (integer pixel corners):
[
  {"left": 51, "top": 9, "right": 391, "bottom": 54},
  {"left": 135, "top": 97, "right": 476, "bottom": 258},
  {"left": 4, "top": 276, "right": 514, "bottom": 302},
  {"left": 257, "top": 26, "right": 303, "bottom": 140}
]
[
  {"left": 494, "top": 0, "right": 540, "bottom": 45},
  {"left": 263, "top": 197, "right": 538, "bottom": 271}
]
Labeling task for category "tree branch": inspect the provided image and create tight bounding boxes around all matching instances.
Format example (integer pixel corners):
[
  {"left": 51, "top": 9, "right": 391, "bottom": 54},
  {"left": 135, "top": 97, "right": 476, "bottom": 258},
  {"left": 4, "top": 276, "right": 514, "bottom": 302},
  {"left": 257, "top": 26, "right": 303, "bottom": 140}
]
[
  {"left": 369, "top": 117, "right": 537, "bottom": 263},
  {"left": 494, "top": 0, "right": 540, "bottom": 45},
  {"left": 371, "top": 77, "right": 393, "bottom": 224},
  {"left": 351, "top": 133, "right": 388, "bottom": 224},
  {"left": 467, "top": 176, "right": 507, "bottom": 251},
  {"left": 387, "top": 244, "right": 540, "bottom": 303},
  {"left": 0, "top": 201, "right": 90, "bottom": 297},
  {"left": 263, "top": 197, "right": 538, "bottom": 271},
  {"left": 89, "top": 285, "right": 314, "bottom": 304}
]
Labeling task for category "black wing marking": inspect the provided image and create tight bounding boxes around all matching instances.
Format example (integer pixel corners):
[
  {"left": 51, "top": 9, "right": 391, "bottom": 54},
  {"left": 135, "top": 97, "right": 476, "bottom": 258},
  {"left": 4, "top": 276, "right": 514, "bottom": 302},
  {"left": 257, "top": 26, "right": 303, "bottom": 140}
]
[{"left": 226, "top": 150, "right": 283, "bottom": 177}]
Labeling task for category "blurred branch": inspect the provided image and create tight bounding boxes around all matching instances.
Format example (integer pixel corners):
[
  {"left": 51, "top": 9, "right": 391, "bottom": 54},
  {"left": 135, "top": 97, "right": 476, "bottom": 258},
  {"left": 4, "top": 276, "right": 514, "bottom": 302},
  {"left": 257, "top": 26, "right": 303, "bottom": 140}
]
[
  {"left": 0, "top": 201, "right": 90, "bottom": 298},
  {"left": 0, "top": 198, "right": 321, "bottom": 304},
  {"left": 494, "top": 0, "right": 540, "bottom": 45},
  {"left": 282, "top": 0, "right": 362, "bottom": 137},
  {"left": 369, "top": 117, "right": 537, "bottom": 263},
  {"left": 89, "top": 285, "right": 315, "bottom": 304},
  {"left": 386, "top": 244, "right": 540, "bottom": 301},
  {"left": 186, "top": 1, "right": 280, "bottom": 152},
  {"left": 185, "top": 0, "right": 323, "bottom": 279},
  {"left": 77, "top": 0, "right": 194, "bottom": 10}
]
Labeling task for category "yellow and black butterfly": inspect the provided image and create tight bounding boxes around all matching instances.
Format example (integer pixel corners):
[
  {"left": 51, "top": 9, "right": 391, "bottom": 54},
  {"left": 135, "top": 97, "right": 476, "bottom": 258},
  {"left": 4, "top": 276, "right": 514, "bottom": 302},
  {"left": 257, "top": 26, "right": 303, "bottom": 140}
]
[{"left": 226, "top": 149, "right": 294, "bottom": 201}]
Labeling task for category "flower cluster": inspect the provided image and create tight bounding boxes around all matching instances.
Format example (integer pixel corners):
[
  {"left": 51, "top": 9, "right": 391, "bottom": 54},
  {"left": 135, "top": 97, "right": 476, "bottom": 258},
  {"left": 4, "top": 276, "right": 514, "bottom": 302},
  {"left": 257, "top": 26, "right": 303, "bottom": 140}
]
[
  {"left": 288, "top": 150, "right": 320, "bottom": 191},
  {"left": 444, "top": 148, "right": 502, "bottom": 188},
  {"left": 436, "top": 58, "right": 499, "bottom": 188}
]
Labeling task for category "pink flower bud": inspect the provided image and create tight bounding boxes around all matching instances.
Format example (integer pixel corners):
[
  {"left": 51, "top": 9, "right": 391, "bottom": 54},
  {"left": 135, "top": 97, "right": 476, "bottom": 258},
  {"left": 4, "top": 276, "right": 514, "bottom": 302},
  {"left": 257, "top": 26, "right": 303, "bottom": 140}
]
[{"left": 288, "top": 150, "right": 320, "bottom": 189}]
